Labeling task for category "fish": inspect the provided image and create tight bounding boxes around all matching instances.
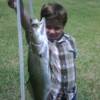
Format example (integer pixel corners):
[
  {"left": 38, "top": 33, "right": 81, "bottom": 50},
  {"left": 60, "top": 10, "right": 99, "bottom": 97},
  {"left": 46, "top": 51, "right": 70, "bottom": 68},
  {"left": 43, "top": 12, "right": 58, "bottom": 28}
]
[{"left": 27, "top": 18, "right": 51, "bottom": 100}]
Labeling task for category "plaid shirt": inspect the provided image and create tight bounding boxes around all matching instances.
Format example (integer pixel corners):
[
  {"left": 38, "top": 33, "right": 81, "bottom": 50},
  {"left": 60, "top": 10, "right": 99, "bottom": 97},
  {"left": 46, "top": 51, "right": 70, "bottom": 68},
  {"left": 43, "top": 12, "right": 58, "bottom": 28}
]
[
  {"left": 48, "top": 34, "right": 77, "bottom": 100},
  {"left": 30, "top": 18, "right": 77, "bottom": 100}
]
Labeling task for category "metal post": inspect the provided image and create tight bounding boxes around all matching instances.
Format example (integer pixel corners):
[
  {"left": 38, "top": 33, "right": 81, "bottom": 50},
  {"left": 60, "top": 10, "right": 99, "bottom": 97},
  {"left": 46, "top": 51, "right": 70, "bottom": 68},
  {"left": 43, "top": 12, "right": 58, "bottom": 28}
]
[
  {"left": 16, "top": 0, "right": 25, "bottom": 100},
  {"left": 29, "top": 0, "right": 34, "bottom": 18}
]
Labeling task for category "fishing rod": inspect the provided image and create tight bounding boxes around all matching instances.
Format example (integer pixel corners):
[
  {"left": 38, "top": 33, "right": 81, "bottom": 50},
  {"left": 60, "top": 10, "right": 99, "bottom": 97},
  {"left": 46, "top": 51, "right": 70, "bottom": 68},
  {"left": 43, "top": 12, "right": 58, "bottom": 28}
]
[{"left": 16, "top": 0, "right": 25, "bottom": 99}]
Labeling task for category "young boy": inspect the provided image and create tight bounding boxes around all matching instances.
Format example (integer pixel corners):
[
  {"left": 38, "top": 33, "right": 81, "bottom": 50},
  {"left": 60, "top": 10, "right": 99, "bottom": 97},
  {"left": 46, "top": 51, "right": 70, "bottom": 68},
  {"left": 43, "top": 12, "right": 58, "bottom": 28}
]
[
  {"left": 41, "top": 3, "right": 77, "bottom": 100},
  {"left": 8, "top": 0, "right": 77, "bottom": 100}
]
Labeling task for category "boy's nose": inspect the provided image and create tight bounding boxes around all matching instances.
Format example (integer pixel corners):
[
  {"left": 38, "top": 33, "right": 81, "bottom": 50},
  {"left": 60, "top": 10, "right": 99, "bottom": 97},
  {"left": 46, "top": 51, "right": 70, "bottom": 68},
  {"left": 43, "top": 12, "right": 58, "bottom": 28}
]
[{"left": 49, "top": 29, "right": 56, "bottom": 34}]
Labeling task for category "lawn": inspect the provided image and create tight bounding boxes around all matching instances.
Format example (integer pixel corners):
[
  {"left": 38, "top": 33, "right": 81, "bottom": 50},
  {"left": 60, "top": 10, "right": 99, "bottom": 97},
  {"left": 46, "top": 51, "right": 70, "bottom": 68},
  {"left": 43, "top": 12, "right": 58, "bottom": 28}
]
[{"left": 0, "top": 0, "right": 100, "bottom": 100}]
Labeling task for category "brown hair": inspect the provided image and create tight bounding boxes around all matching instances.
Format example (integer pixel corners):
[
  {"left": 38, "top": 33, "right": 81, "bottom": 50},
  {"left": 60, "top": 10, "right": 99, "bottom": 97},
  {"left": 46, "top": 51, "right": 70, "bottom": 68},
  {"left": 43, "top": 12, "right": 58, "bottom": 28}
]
[{"left": 40, "top": 3, "right": 68, "bottom": 27}]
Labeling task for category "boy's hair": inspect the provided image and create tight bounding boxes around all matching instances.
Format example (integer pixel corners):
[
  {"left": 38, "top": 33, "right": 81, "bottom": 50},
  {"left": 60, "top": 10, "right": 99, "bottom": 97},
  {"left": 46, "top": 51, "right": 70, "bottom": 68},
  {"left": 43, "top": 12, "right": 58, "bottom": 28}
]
[{"left": 40, "top": 3, "right": 68, "bottom": 27}]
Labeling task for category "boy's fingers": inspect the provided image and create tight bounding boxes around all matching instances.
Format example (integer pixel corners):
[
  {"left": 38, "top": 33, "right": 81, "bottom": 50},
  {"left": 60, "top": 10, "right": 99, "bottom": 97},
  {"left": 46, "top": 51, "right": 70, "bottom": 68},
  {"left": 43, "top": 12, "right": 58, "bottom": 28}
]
[
  {"left": 8, "top": 0, "right": 16, "bottom": 9},
  {"left": 8, "top": 0, "right": 14, "bottom": 8}
]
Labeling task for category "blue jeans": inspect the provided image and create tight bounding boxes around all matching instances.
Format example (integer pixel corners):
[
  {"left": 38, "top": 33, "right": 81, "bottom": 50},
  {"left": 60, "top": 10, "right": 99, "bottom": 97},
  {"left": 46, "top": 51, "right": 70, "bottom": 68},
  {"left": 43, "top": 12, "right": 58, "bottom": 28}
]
[
  {"left": 47, "top": 90, "right": 77, "bottom": 100},
  {"left": 61, "top": 93, "right": 77, "bottom": 100},
  {"left": 72, "top": 93, "right": 76, "bottom": 100}
]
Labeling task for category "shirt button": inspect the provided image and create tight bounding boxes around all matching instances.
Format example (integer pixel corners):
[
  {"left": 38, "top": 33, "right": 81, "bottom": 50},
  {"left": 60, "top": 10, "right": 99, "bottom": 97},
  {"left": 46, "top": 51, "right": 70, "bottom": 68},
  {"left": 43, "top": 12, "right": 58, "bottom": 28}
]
[
  {"left": 64, "top": 76, "right": 66, "bottom": 79},
  {"left": 62, "top": 64, "right": 65, "bottom": 68},
  {"left": 64, "top": 86, "right": 66, "bottom": 90}
]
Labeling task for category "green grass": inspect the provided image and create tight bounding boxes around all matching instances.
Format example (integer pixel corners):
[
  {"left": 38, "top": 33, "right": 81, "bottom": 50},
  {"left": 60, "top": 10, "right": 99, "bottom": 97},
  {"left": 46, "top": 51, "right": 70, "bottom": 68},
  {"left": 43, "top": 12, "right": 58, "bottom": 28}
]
[{"left": 0, "top": 0, "right": 100, "bottom": 100}]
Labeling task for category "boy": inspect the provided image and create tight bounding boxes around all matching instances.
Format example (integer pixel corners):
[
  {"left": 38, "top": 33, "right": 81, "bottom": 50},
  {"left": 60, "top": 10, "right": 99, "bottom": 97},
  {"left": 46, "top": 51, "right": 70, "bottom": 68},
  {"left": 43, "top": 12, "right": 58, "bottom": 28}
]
[{"left": 8, "top": 0, "right": 77, "bottom": 100}]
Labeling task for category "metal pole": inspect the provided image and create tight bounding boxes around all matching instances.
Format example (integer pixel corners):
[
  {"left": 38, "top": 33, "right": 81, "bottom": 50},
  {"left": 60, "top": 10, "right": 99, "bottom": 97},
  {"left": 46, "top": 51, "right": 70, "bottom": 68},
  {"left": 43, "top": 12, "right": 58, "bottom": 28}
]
[
  {"left": 29, "top": 0, "right": 34, "bottom": 18},
  {"left": 16, "top": 0, "right": 25, "bottom": 100}
]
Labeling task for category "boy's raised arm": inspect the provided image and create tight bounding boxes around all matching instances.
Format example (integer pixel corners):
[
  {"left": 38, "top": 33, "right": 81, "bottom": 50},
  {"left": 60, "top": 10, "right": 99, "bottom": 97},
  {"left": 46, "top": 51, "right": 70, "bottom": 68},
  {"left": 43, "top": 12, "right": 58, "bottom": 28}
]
[
  {"left": 8, "top": 0, "right": 46, "bottom": 50},
  {"left": 8, "top": 0, "right": 32, "bottom": 38}
]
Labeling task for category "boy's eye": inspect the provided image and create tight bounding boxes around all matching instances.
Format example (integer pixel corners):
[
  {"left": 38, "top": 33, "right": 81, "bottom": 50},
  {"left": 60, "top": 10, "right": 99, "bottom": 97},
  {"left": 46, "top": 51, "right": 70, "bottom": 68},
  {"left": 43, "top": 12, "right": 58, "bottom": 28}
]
[
  {"left": 46, "top": 26, "right": 52, "bottom": 29},
  {"left": 54, "top": 27, "right": 61, "bottom": 30},
  {"left": 46, "top": 25, "right": 61, "bottom": 30}
]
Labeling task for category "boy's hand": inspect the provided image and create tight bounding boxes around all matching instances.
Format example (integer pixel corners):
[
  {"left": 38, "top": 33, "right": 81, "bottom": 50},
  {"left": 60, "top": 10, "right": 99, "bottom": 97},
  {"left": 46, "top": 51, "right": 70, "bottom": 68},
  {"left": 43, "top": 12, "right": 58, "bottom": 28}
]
[{"left": 8, "top": 0, "right": 16, "bottom": 9}]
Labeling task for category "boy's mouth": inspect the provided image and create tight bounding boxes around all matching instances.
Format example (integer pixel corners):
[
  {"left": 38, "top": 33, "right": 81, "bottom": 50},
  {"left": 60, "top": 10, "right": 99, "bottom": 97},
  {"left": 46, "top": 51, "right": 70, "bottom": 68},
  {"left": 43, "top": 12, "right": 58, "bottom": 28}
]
[{"left": 47, "top": 32, "right": 64, "bottom": 41}]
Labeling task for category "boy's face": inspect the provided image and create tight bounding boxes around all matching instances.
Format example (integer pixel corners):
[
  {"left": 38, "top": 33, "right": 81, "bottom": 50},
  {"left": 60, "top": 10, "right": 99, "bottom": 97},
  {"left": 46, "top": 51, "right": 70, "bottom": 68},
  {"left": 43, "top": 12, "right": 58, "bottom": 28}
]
[{"left": 46, "top": 24, "right": 64, "bottom": 40}]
